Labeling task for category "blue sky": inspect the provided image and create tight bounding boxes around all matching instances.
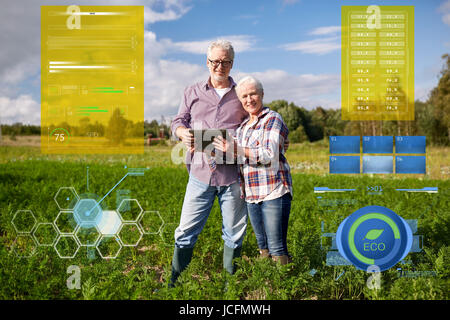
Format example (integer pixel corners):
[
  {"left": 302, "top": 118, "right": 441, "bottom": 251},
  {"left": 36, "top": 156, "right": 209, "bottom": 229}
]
[
  {"left": 152, "top": 0, "right": 449, "bottom": 93},
  {"left": 0, "top": 0, "right": 449, "bottom": 124}
]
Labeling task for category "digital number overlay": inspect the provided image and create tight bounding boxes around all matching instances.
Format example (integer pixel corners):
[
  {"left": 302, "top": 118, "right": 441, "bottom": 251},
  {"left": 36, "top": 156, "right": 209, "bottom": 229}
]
[{"left": 341, "top": 6, "right": 414, "bottom": 121}]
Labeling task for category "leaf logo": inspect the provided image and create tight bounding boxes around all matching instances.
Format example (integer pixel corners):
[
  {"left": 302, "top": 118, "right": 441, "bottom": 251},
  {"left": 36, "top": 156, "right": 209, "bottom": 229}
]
[{"left": 363, "top": 229, "right": 384, "bottom": 240}]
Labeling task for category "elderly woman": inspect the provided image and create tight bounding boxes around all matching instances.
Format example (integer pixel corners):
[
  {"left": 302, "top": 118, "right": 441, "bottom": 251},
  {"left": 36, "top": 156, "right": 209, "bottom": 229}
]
[{"left": 213, "top": 76, "right": 293, "bottom": 264}]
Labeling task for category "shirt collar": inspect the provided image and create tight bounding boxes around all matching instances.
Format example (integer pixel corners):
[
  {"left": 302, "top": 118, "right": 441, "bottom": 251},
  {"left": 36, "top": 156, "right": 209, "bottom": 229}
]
[
  {"left": 241, "top": 106, "right": 270, "bottom": 126},
  {"left": 203, "top": 76, "right": 236, "bottom": 90}
]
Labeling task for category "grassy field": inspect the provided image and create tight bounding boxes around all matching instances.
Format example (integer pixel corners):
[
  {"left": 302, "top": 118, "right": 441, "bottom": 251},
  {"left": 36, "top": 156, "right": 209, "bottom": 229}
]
[{"left": 0, "top": 138, "right": 449, "bottom": 300}]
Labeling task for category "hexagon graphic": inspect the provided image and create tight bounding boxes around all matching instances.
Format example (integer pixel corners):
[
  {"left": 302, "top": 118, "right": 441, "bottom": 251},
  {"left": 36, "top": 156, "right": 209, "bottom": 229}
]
[
  {"left": 160, "top": 222, "right": 178, "bottom": 247},
  {"left": 117, "top": 199, "right": 143, "bottom": 222},
  {"left": 11, "top": 210, "right": 37, "bottom": 233},
  {"left": 75, "top": 225, "right": 101, "bottom": 247},
  {"left": 138, "top": 211, "right": 164, "bottom": 235},
  {"left": 11, "top": 234, "right": 37, "bottom": 258},
  {"left": 117, "top": 223, "right": 143, "bottom": 247},
  {"left": 73, "top": 198, "right": 102, "bottom": 226},
  {"left": 96, "top": 235, "right": 122, "bottom": 259},
  {"left": 33, "top": 223, "right": 59, "bottom": 246},
  {"left": 54, "top": 187, "right": 80, "bottom": 210},
  {"left": 96, "top": 210, "right": 122, "bottom": 235},
  {"left": 54, "top": 211, "right": 78, "bottom": 234},
  {"left": 54, "top": 234, "right": 80, "bottom": 259}
]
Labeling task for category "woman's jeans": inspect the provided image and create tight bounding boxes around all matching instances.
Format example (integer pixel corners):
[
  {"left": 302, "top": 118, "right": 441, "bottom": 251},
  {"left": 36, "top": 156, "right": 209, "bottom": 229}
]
[{"left": 247, "top": 192, "right": 292, "bottom": 256}]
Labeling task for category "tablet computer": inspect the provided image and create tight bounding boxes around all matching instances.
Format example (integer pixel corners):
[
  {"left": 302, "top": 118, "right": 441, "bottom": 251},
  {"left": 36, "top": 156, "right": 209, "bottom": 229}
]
[{"left": 189, "top": 129, "right": 227, "bottom": 151}]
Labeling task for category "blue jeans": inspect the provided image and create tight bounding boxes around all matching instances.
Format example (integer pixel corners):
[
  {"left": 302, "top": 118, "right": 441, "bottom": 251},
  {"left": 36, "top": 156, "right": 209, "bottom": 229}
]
[
  {"left": 174, "top": 175, "right": 248, "bottom": 249},
  {"left": 247, "top": 192, "right": 292, "bottom": 256}
]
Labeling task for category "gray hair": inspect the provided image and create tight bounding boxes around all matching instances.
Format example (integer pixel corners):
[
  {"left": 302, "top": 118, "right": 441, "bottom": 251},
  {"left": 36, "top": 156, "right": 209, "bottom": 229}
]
[
  {"left": 236, "top": 75, "right": 264, "bottom": 96},
  {"left": 207, "top": 39, "right": 235, "bottom": 60}
]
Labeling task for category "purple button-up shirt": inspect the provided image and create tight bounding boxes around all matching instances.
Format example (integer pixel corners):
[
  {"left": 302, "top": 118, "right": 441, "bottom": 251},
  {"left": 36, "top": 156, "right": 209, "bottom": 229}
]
[{"left": 171, "top": 77, "right": 248, "bottom": 186}]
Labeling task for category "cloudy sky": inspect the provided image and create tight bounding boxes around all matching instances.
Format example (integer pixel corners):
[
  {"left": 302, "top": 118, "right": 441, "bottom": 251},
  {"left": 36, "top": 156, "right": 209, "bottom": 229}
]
[{"left": 0, "top": 0, "right": 449, "bottom": 124}]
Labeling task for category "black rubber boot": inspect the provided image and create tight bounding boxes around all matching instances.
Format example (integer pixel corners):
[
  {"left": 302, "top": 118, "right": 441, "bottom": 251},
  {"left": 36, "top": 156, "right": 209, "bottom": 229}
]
[
  {"left": 168, "top": 247, "right": 194, "bottom": 288},
  {"left": 223, "top": 245, "right": 242, "bottom": 275}
]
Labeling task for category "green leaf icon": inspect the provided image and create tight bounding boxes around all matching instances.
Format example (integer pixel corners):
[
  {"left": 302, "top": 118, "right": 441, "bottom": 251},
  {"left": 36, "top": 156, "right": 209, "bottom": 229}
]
[{"left": 363, "top": 229, "right": 384, "bottom": 240}]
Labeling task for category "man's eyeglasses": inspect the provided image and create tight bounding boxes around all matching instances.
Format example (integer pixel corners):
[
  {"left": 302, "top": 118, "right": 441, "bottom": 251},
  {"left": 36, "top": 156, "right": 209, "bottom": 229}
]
[{"left": 208, "top": 59, "right": 233, "bottom": 68}]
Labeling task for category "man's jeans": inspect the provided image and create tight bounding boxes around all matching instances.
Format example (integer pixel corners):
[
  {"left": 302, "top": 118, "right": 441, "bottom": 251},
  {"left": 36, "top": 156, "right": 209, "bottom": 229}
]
[
  {"left": 247, "top": 192, "right": 292, "bottom": 256},
  {"left": 174, "top": 175, "right": 248, "bottom": 249}
]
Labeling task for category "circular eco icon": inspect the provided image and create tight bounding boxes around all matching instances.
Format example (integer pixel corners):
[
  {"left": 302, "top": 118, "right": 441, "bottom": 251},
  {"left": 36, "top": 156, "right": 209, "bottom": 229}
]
[{"left": 336, "top": 205, "right": 413, "bottom": 272}]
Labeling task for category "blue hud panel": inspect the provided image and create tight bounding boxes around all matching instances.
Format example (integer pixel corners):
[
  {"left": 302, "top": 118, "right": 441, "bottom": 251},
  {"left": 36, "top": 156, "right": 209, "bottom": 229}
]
[
  {"left": 395, "top": 156, "right": 426, "bottom": 174},
  {"left": 395, "top": 136, "right": 426, "bottom": 154},
  {"left": 329, "top": 156, "right": 360, "bottom": 174},
  {"left": 362, "top": 136, "right": 393, "bottom": 154},
  {"left": 362, "top": 156, "right": 393, "bottom": 174},
  {"left": 329, "top": 136, "right": 360, "bottom": 154}
]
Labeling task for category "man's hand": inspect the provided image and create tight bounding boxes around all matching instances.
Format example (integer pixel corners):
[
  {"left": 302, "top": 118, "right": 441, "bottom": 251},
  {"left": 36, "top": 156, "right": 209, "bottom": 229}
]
[{"left": 176, "top": 126, "right": 195, "bottom": 153}]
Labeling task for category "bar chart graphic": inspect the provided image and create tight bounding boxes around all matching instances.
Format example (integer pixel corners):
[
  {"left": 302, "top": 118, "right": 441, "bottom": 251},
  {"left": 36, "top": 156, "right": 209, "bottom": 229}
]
[{"left": 329, "top": 136, "right": 426, "bottom": 174}]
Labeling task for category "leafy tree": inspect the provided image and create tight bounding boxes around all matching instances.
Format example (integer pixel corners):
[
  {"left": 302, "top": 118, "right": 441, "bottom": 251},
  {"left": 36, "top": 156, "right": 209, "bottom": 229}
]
[
  {"left": 427, "top": 54, "right": 450, "bottom": 145},
  {"left": 414, "top": 101, "right": 437, "bottom": 138},
  {"left": 323, "top": 109, "right": 347, "bottom": 137},
  {"left": 278, "top": 104, "right": 303, "bottom": 133},
  {"left": 304, "top": 108, "right": 325, "bottom": 142},
  {"left": 105, "top": 108, "right": 128, "bottom": 145},
  {"left": 267, "top": 100, "right": 289, "bottom": 113},
  {"left": 289, "top": 125, "right": 308, "bottom": 143}
]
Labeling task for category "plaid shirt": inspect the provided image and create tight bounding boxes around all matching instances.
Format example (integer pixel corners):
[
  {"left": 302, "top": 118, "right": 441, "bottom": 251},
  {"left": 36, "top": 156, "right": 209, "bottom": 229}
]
[{"left": 236, "top": 107, "right": 293, "bottom": 202}]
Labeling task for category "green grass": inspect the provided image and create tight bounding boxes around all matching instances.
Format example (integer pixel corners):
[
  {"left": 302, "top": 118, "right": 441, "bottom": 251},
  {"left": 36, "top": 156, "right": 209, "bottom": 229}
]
[{"left": 0, "top": 144, "right": 449, "bottom": 300}]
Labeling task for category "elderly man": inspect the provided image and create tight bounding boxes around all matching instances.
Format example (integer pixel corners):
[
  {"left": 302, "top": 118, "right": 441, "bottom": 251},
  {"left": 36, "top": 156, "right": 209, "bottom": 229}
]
[{"left": 169, "top": 40, "right": 248, "bottom": 287}]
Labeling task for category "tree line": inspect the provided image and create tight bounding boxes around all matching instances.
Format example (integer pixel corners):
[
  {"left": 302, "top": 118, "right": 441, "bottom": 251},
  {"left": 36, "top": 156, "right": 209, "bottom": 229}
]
[{"left": 1, "top": 55, "right": 448, "bottom": 145}]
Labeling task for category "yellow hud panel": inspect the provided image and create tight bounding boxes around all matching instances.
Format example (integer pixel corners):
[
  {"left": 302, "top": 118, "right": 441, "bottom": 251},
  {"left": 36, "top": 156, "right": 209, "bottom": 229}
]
[
  {"left": 341, "top": 6, "right": 414, "bottom": 121},
  {"left": 41, "top": 6, "right": 144, "bottom": 154}
]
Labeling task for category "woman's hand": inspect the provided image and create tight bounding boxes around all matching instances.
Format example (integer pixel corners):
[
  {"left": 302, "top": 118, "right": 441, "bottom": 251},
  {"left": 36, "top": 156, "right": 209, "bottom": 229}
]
[{"left": 212, "top": 135, "right": 234, "bottom": 154}]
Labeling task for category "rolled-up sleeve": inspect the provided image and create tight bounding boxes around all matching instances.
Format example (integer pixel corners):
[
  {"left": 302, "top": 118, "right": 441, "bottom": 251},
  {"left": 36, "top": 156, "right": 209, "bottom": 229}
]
[{"left": 171, "top": 87, "right": 192, "bottom": 140}]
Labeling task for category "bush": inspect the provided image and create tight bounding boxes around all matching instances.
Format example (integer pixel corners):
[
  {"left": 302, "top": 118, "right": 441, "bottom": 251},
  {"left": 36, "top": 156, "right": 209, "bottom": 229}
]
[{"left": 289, "top": 125, "right": 308, "bottom": 143}]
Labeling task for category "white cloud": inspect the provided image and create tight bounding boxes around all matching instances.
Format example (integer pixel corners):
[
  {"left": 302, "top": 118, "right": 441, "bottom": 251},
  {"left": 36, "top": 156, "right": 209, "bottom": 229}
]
[
  {"left": 443, "top": 13, "right": 450, "bottom": 26},
  {"left": 439, "top": 0, "right": 450, "bottom": 12},
  {"left": 144, "top": 31, "right": 339, "bottom": 119},
  {"left": 281, "top": 25, "right": 341, "bottom": 56},
  {"left": 142, "top": 30, "right": 208, "bottom": 119},
  {"left": 0, "top": 95, "right": 40, "bottom": 125},
  {"left": 144, "top": 59, "right": 208, "bottom": 119},
  {"left": 0, "top": 1, "right": 192, "bottom": 124},
  {"left": 281, "top": 36, "right": 340, "bottom": 55},
  {"left": 168, "top": 35, "right": 258, "bottom": 55},
  {"left": 0, "top": 0, "right": 342, "bottom": 125},
  {"left": 234, "top": 70, "right": 340, "bottom": 109},
  {"left": 415, "top": 85, "right": 433, "bottom": 102},
  {"left": 309, "top": 26, "right": 341, "bottom": 36},
  {"left": 0, "top": 0, "right": 192, "bottom": 77},
  {"left": 0, "top": 56, "right": 40, "bottom": 86},
  {"left": 439, "top": 0, "right": 450, "bottom": 26},
  {"left": 144, "top": 0, "right": 192, "bottom": 24}
]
